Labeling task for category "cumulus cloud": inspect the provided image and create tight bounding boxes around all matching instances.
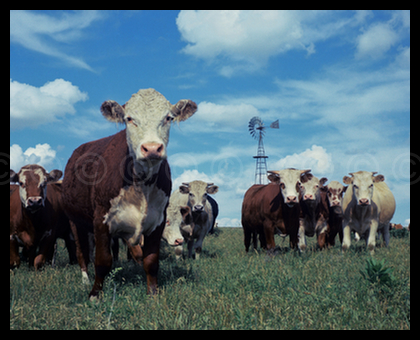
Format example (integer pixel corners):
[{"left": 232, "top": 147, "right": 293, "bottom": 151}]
[
  {"left": 10, "top": 143, "right": 58, "bottom": 172},
  {"left": 10, "top": 78, "right": 88, "bottom": 129},
  {"left": 355, "top": 23, "right": 399, "bottom": 59},
  {"left": 176, "top": 10, "right": 363, "bottom": 76},
  {"left": 190, "top": 101, "right": 260, "bottom": 132},
  {"left": 272, "top": 145, "right": 334, "bottom": 176},
  {"left": 10, "top": 10, "right": 103, "bottom": 71}
]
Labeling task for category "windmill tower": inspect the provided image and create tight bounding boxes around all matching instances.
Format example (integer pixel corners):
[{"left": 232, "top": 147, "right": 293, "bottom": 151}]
[{"left": 248, "top": 117, "right": 279, "bottom": 184}]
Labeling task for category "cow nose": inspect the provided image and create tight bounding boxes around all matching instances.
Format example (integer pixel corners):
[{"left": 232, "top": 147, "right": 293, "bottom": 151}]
[
  {"left": 175, "top": 238, "right": 184, "bottom": 246},
  {"left": 141, "top": 143, "right": 164, "bottom": 159},
  {"left": 304, "top": 194, "right": 314, "bottom": 200},
  {"left": 359, "top": 198, "right": 369, "bottom": 205},
  {"left": 286, "top": 196, "right": 297, "bottom": 203},
  {"left": 331, "top": 201, "right": 341, "bottom": 206},
  {"left": 27, "top": 197, "right": 43, "bottom": 207},
  {"left": 193, "top": 205, "right": 204, "bottom": 212}
]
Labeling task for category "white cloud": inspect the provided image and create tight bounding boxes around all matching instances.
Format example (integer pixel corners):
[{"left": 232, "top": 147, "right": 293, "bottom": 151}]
[
  {"left": 355, "top": 23, "right": 399, "bottom": 59},
  {"left": 10, "top": 143, "right": 58, "bottom": 172},
  {"left": 182, "top": 101, "right": 260, "bottom": 133},
  {"left": 10, "top": 10, "right": 102, "bottom": 71},
  {"left": 10, "top": 78, "right": 88, "bottom": 129},
  {"left": 176, "top": 10, "right": 364, "bottom": 76},
  {"left": 272, "top": 145, "right": 334, "bottom": 176}
]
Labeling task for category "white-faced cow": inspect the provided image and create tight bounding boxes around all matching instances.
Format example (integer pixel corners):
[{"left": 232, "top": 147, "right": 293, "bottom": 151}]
[
  {"left": 342, "top": 171, "right": 396, "bottom": 254},
  {"left": 298, "top": 175, "right": 328, "bottom": 250},
  {"left": 10, "top": 164, "right": 65, "bottom": 269},
  {"left": 165, "top": 181, "right": 219, "bottom": 259},
  {"left": 62, "top": 89, "right": 197, "bottom": 299},
  {"left": 242, "top": 169, "right": 311, "bottom": 253}
]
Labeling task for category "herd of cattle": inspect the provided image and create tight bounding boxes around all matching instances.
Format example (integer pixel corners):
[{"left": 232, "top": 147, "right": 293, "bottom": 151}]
[{"left": 10, "top": 88, "right": 401, "bottom": 300}]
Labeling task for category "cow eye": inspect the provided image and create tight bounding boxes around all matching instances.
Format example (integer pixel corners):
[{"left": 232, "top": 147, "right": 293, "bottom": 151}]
[
  {"left": 126, "top": 116, "right": 138, "bottom": 127},
  {"left": 19, "top": 181, "right": 25, "bottom": 188},
  {"left": 165, "top": 114, "right": 175, "bottom": 124}
]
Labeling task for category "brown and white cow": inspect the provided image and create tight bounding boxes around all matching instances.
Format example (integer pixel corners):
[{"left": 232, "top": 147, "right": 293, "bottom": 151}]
[
  {"left": 62, "top": 89, "right": 196, "bottom": 299},
  {"left": 165, "top": 181, "right": 219, "bottom": 259},
  {"left": 298, "top": 175, "right": 328, "bottom": 250},
  {"left": 342, "top": 171, "right": 396, "bottom": 254},
  {"left": 321, "top": 181, "right": 346, "bottom": 247},
  {"left": 10, "top": 164, "right": 64, "bottom": 269},
  {"left": 242, "top": 168, "right": 311, "bottom": 253}
]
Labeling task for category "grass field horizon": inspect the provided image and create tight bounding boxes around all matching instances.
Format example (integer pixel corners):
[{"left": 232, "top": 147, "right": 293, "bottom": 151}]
[{"left": 10, "top": 228, "right": 410, "bottom": 330}]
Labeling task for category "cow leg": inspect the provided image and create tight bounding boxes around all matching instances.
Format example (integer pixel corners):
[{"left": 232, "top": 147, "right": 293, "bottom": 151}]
[
  {"left": 10, "top": 237, "right": 21, "bottom": 269},
  {"left": 243, "top": 226, "right": 252, "bottom": 252},
  {"left": 89, "top": 212, "right": 112, "bottom": 300},
  {"left": 381, "top": 223, "right": 390, "bottom": 247},
  {"left": 69, "top": 220, "right": 91, "bottom": 285},
  {"left": 142, "top": 221, "right": 165, "bottom": 295},
  {"left": 263, "top": 221, "right": 276, "bottom": 255},
  {"left": 342, "top": 220, "right": 352, "bottom": 252},
  {"left": 187, "top": 239, "right": 194, "bottom": 258},
  {"left": 298, "top": 220, "right": 307, "bottom": 251},
  {"left": 367, "top": 220, "right": 378, "bottom": 255}
]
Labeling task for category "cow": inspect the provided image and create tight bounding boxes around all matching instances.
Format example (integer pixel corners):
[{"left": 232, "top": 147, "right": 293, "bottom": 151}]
[
  {"left": 298, "top": 175, "right": 328, "bottom": 250},
  {"left": 165, "top": 181, "right": 219, "bottom": 259},
  {"left": 242, "top": 169, "right": 311, "bottom": 254},
  {"left": 62, "top": 88, "right": 197, "bottom": 299},
  {"left": 342, "top": 171, "right": 396, "bottom": 254},
  {"left": 320, "top": 181, "right": 346, "bottom": 247},
  {"left": 10, "top": 164, "right": 65, "bottom": 269}
]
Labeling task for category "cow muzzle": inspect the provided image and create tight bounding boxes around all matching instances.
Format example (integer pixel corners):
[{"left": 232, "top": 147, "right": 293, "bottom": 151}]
[
  {"left": 358, "top": 198, "right": 370, "bottom": 206},
  {"left": 193, "top": 205, "right": 204, "bottom": 212},
  {"left": 140, "top": 143, "right": 165, "bottom": 160},
  {"left": 26, "top": 196, "right": 44, "bottom": 212}
]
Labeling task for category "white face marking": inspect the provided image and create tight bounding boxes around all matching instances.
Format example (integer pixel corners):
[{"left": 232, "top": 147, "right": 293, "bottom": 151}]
[
  {"left": 351, "top": 172, "right": 374, "bottom": 206},
  {"left": 277, "top": 169, "right": 304, "bottom": 205}
]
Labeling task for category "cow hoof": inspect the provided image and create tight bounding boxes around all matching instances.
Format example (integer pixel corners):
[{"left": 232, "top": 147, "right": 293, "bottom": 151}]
[{"left": 82, "top": 271, "right": 91, "bottom": 285}]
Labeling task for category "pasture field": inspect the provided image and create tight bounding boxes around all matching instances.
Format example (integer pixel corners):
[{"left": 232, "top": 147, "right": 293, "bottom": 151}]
[{"left": 10, "top": 228, "right": 410, "bottom": 330}]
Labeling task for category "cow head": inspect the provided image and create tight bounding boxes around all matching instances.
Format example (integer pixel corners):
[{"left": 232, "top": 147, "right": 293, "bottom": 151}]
[
  {"left": 10, "top": 164, "right": 62, "bottom": 212},
  {"left": 179, "top": 181, "right": 219, "bottom": 213},
  {"left": 101, "top": 89, "right": 197, "bottom": 177},
  {"left": 323, "top": 181, "right": 346, "bottom": 208},
  {"left": 267, "top": 168, "right": 311, "bottom": 207},
  {"left": 300, "top": 175, "right": 328, "bottom": 202},
  {"left": 343, "top": 171, "right": 384, "bottom": 206}
]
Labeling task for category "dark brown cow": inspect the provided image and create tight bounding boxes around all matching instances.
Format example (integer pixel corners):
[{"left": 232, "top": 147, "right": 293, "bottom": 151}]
[
  {"left": 62, "top": 89, "right": 196, "bottom": 299},
  {"left": 298, "top": 175, "right": 328, "bottom": 250},
  {"left": 10, "top": 164, "right": 64, "bottom": 269},
  {"left": 242, "top": 169, "right": 311, "bottom": 253},
  {"left": 321, "top": 181, "right": 346, "bottom": 247}
]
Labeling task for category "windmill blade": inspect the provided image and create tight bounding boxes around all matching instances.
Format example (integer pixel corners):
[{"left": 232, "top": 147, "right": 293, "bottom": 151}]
[{"left": 248, "top": 116, "right": 264, "bottom": 139}]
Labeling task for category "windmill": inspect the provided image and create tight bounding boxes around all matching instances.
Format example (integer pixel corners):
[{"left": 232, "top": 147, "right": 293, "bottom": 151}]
[{"left": 248, "top": 117, "right": 279, "bottom": 184}]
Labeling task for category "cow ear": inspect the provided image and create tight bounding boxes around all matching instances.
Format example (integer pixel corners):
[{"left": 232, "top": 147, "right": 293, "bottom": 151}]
[
  {"left": 343, "top": 176, "right": 353, "bottom": 185},
  {"left": 179, "top": 184, "right": 190, "bottom": 194},
  {"left": 172, "top": 100, "right": 197, "bottom": 122},
  {"left": 373, "top": 174, "right": 385, "bottom": 183},
  {"left": 47, "top": 170, "right": 63, "bottom": 183},
  {"left": 319, "top": 177, "right": 328, "bottom": 186},
  {"left": 101, "top": 100, "right": 125, "bottom": 123},
  {"left": 267, "top": 171, "right": 280, "bottom": 183},
  {"left": 10, "top": 169, "right": 18, "bottom": 183},
  {"left": 206, "top": 185, "right": 219, "bottom": 195}
]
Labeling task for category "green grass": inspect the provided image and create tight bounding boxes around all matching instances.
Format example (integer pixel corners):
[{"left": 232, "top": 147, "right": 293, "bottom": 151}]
[{"left": 10, "top": 228, "right": 410, "bottom": 330}]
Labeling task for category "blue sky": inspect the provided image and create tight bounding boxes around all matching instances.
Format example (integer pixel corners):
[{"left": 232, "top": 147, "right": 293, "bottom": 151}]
[{"left": 10, "top": 10, "right": 410, "bottom": 227}]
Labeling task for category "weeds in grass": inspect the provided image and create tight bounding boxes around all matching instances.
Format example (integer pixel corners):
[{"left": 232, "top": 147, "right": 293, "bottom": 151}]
[{"left": 360, "top": 258, "right": 395, "bottom": 287}]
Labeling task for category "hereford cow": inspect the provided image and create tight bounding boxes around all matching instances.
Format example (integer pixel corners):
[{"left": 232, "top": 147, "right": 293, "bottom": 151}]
[
  {"left": 321, "top": 181, "right": 346, "bottom": 247},
  {"left": 298, "top": 175, "right": 328, "bottom": 250},
  {"left": 165, "top": 181, "right": 219, "bottom": 259},
  {"left": 62, "top": 89, "right": 197, "bottom": 299},
  {"left": 242, "top": 169, "right": 311, "bottom": 253},
  {"left": 10, "top": 164, "right": 65, "bottom": 269},
  {"left": 342, "top": 171, "right": 396, "bottom": 254}
]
